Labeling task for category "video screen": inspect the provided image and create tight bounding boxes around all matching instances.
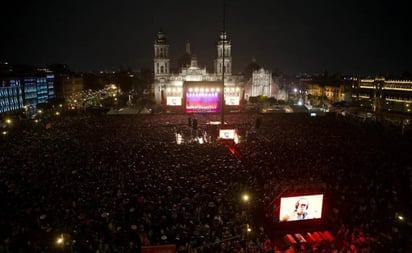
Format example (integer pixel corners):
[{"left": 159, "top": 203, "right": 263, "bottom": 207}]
[
  {"left": 185, "top": 91, "right": 220, "bottom": 113},
  {"left": 219, "top": 129, "right": 235, "bottom": 139},
  {"left": 279, "top": 194, "right": 323, "bottom": 222},
  {"left": 226, "top": 96, "right": 240, "bottom": 106},
  {"left": 167, "top": 96, "right": 182, "bottom": 106}
]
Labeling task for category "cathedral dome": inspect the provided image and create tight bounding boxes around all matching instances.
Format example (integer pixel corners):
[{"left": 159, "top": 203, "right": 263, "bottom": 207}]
[
  {"left": 243, "top": 58, "right": 261, "bottom": 80},
  {"left": 178, "top": 40, "right": 193, "bottom": 69},
  {"left": 178, "top": 53, "right": 192, "bottom": 69}
]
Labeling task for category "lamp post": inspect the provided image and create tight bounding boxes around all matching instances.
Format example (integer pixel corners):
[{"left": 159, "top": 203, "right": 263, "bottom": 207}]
[
  {"left": 242, "top": 193, "right": 249, "bottom": 203},
  {"left": 242, "top": 193, "right": 250, "bottom": 253},
  {"left": 55, "top": 234, "right": 65, "bottom": 252},
  {"left": 246, "top": 223, "right": 252, "bottom": 253},
  {"left": 55, "top": 233, "right": 72, "bottom": 253}
]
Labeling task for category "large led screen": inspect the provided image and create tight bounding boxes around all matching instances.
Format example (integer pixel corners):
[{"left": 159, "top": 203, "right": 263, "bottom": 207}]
[
  {"left": 219, "top": 129, "right": 235, "bottom": 139},
  {"left": 185, "top": 91, "right": 220, "bottom": 113},
  {"left": 279, "top": 194, "right": 323, "bottom": 222},
  {"left": 226, "top": 96, "right": 240, "bottom": 106},
  {"left": 167, "top": 96, "right": 182, "bottom": 106}
]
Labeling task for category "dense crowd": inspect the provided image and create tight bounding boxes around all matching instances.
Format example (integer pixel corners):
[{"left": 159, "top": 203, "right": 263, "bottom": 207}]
[{"left": 0, "top": 111, "right": 411, "bottom": 253}]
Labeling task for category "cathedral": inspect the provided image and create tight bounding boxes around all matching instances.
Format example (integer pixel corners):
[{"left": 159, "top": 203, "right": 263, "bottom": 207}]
[{"left": 152, "top": 29, "right": 283, "bottom": 112}]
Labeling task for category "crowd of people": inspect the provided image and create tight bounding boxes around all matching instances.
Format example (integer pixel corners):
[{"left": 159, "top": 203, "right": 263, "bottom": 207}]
[{"left": 0, "top": 111, "right": 411, "bottom": 252}]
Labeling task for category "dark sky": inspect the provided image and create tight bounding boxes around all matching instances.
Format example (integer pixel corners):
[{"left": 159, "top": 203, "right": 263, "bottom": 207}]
[{"left": 1, "top": 0, "right": 411, "bottom": 76}]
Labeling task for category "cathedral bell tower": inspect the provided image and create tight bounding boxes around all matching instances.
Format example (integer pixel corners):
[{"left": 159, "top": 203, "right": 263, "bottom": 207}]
[
  {"left": 214, "top": 31, "right": 232, "bottom": 76},
  {"left": 153, "top": 29, "right": 170, "bottom": 104},
  {"left": 153, "top": 29, "right": 170, "bottom": 80}
]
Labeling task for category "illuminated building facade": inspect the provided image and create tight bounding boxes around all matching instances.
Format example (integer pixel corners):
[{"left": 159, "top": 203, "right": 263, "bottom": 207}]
[
  {"left": 0, "top": 79, "right": 24, "bottom": 114},
  {"left": 305, "top": 83, "right": 350, "bottom": 105},
  {"left": 152, "top": 30, "right": 243, "bottom": 111},
  {"left": 0, "top": 64, "right": 55, "bottom": 115},
  {"left": 298, "top": 75, "right": 353, "bottom": 106},
  {"left": 243, "top": 68, "right": 284, "bottom": 101},
  {"left": 352, "top": 78, "right": 412, "bottom": 113}
]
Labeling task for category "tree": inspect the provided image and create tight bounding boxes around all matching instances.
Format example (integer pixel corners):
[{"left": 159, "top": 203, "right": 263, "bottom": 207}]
[
  {"left": 115, "top": 71, "right": 133, "bottom": 92},
  {"left": 131, "top": 77, "right": 147, "bottom": 95},
  {"left": 48, "top": 97, "right": 66, "bottom": 107},
  {"left": 267, "top": 97, "right": 277, "bottom": 105},
  {"left": 36, "top": 102, "right": 53, "bottom": 111},
  {"left": 83, "top": 73, "right": 105, "bottom": 90},
  {"left": 257, "top": 95, "right": 268, "bottom": 103},
  {"left": 100, "top": 97, "right": 115, "bottom": 108},
  {"left": 249, "top": 96, "right": 258, "bottom": 104},
  {"left": 116, "top": 93, "right": 129, "bottom": 108}
]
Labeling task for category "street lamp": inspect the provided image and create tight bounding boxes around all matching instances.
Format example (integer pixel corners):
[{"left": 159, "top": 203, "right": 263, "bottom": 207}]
[
  {"left": 242, "top": 193, "right": 249, "bottom": 203},
  {"left": 245, "top": 223, "right": 252, "bottom": 253},
  {"left": 242, "top": 193, "right": 251, "bottom": 253},
  {"left": 241, "top": 193, "right": 250, "bottom": 221},
  {"left": 55, "top": 233, "right": 71, "bottom": 252},
  {"left": 56, "top": 235, "right": 64, "bottom": 245},
  {"left": 56, "top": 234, "right": 65, "bottom": 252}
]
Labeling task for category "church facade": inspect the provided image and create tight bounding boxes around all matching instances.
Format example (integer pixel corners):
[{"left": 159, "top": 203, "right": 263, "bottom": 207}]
[{"left": 151, "top": 30, "right": 282, "bottom": 110}]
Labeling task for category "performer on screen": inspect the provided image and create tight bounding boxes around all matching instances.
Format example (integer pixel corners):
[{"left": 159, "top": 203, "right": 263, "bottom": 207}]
[{"left": 281, "top": 198, "right": 310, "bottom": 221}]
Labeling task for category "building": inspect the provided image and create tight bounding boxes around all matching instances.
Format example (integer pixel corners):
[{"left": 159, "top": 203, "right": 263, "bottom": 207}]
[
  {"left": 0, "top": 78, "right": 24, "bottom": 115},
  {"left": 0, "top": 63, "right": 55, "bottom": 115},
  {"left": 352, "top": 78, "right": 412, "bottom": 114},
  {"left": 152, "top": 30, "right": 282, "bottom": 112},
  {"left": 298, "top": 74, "right": 353, "bottom": 107},
  {"left": 244, "top": 68, "right": 285, "bottom": 101}
]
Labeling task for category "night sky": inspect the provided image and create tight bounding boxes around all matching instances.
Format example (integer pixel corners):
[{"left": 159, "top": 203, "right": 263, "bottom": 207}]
[{"left": 1, "top": 0, "right": 411, "bottom": 76}]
